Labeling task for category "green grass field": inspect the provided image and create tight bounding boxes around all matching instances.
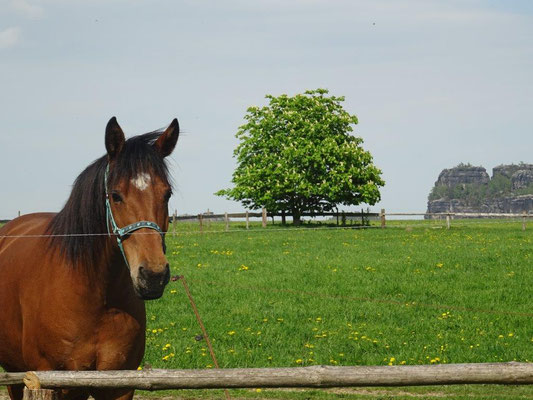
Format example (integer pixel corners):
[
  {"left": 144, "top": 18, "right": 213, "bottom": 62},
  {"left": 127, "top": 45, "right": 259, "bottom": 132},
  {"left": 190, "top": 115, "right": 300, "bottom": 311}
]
[
  {"left": 1, "top": 219, "right": 532, "bottom": 399},
  {"left": 139, "top": 219, "right": 533, "bottom": 399}
]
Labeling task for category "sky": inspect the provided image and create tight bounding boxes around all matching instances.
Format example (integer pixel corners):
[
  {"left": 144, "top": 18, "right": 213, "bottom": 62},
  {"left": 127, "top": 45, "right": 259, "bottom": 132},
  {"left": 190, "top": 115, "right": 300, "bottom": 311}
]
[{"left": 1, "top": 0, "right": 532, "bottom": 219}]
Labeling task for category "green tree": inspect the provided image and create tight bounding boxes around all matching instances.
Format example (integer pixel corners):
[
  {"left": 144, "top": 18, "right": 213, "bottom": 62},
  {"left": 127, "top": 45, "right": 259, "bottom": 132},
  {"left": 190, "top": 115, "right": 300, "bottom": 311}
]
[{"left": 216, "top": 89, "right": 384, "bottom": 225}]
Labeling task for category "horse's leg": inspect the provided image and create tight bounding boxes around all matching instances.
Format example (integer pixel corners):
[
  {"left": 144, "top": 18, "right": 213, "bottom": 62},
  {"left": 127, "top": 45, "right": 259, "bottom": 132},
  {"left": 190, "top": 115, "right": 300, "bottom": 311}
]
[
  {"left": 90, "top": 389, "right": 135, "bottom": 400},
  {"left": 90, "top": 305, "right": 145, "bottom": 400},
  {"left": 7, "top": 384, "right": 23, "bottom": 400},
  {"left": 7, "top": 385, "right": 89, "bottom": 400},
  {"left": 59, "top": 389, "right": 90, "bottom": 400}
]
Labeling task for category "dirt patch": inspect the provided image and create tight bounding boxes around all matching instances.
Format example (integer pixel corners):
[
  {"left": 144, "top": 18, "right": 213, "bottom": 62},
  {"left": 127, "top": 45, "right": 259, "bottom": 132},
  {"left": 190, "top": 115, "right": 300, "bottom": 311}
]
[
  {"left": 325, "top": 388, "right": 447, "bottom": 397},
  {"left": 0, "top": 389, "right": 448, "bottom": 400},
  {"left": 132, "top": 388, "right": 448, "bottom": 399}
]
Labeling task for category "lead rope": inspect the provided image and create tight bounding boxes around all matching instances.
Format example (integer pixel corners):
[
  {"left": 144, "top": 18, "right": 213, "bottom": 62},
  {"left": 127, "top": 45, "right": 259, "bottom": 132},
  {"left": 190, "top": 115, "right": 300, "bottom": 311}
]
[{"left": 176, "top": 275, "right": 231, "bottom": 400}]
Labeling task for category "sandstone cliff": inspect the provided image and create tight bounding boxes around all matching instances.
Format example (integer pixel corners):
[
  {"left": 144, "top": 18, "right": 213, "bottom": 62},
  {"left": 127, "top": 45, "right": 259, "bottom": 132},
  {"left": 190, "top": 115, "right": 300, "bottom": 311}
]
[
  {"left": 436, "top": 166, "right": 490, "bottom": 187},
  {"left": 427, "top": 164, "right": 533, "bottom": 215}
]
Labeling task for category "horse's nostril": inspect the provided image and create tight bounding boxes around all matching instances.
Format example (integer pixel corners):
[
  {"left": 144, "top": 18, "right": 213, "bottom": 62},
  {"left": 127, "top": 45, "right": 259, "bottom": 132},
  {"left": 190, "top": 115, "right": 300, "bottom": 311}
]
[
  {"left": 135, "top": 263, "right": 170, "bottom": 300},
  {"left": 138, "top": 265, "right": 148, "bottom": 280},
  {"left": 138, "top": 264, "right": 170, "bottom": 286}
]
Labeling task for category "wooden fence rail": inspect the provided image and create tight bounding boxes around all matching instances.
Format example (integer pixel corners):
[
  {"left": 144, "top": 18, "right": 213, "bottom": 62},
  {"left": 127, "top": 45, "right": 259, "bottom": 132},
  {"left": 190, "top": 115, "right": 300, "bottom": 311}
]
[
  {"left": 174, "top": 211, "right": 532, "bottom": 223},
  {"left": 174, "top": 211, "right": 380, "bottom": 222},
  {"left": 4, "top": 211, "right": 532, "bottom": 225},
  {"left": 1, "top": 363, "right": 531, "bottom": 391},
  {"left": 169, "top": 209, "right": 532, "bottom": 232},
  {"left": 0, "top": 372, "right": 24, "bottom": 385},
  {"left": 3, "top": 210, "right": 532, "bottom": 234}
]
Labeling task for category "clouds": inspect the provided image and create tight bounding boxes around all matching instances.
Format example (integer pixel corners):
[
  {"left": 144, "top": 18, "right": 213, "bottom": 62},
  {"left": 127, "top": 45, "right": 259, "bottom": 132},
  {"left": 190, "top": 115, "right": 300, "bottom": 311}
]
[
  {"left": 10, "top": 0, "right": 45, "bottom": 19},
  {"left": 0, "top": 0, "right": 44, "bottom": 50},
  {"left": 0, "top": 0, "right": 532, "bottom": 217},
  {"left": 0, "top": 27, "right": 21, "bottom": 49}
]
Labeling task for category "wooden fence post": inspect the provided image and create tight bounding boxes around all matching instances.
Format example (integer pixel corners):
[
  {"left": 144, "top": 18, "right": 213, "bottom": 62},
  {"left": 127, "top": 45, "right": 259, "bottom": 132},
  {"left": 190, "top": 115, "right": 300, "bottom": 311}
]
[
  {"left": 245, "top": 211, "right": 249, "bottom": 230},
  {"left": 23, "top": 388, "right": 58, "bottom": 400},
  {"left": 446, "top": 214, "right": 451, "bottom": 230},
  {"left": 198, "top": 214, "right": 203, "bottom": 233},
  {"left": 172, "top": 210, "right": 177, "bottom": 237},
  {"left": 262, "top": 207, "right": 267, "bottom": 228},
  {"left": 522, "top": 212, "right": 527, "bottom": 231},
  {"left": 224, "top": 212, "right": 229, "bottom": 232},
  {"left": 380, "top": 209, "right": 386, "bottom": 229}
]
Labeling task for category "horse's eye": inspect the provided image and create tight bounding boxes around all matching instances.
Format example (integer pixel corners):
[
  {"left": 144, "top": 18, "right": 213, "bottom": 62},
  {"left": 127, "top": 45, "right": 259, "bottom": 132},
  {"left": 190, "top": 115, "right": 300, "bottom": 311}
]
[
  {"left": 164, "top": 190, "right": 172, "bottom": 202},
  {"left": 111, "top": 192, "right": 123, "bottom": 203}
]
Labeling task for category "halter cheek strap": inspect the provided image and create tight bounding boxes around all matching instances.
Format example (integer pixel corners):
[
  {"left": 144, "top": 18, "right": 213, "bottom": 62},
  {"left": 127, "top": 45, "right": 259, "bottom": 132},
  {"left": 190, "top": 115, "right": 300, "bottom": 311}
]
[{"left": 104, "top": 165, "right": 166, "bottom": 269}]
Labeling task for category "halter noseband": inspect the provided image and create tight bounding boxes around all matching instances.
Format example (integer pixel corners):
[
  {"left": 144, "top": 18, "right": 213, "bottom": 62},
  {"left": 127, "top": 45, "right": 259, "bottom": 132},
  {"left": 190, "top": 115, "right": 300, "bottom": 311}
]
[{"left": 104, "top": 165, "right": 166, "bottom": 269}]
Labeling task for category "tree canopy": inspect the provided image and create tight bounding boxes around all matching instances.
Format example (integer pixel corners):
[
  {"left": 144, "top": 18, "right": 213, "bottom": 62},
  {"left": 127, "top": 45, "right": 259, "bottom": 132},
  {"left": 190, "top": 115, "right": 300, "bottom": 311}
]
[{"left": 216, "top": 89, "right": 384, "bottom": 224}]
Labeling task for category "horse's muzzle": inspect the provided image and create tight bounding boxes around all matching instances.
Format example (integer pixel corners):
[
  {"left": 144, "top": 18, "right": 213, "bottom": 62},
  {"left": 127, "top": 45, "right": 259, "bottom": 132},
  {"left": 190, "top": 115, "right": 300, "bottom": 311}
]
[{"left": 135, "top": 264, "right": 170, "bottom": 300}]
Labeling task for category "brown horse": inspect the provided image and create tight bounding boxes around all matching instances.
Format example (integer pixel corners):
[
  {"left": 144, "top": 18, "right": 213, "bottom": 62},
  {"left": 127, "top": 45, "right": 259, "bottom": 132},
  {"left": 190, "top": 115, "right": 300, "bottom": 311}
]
[{"left": 0, "top": 117, "right": 179, "bottom": 400}]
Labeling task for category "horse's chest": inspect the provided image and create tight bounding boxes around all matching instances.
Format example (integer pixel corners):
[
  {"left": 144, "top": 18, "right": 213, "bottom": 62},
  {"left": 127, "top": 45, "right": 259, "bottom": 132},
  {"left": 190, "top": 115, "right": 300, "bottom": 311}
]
[
  {"left": 29, "top": 307, "right": 145, "bottom": 371},
  {"left": 94, "top": 308, "right": 146, "bottom": 370}
]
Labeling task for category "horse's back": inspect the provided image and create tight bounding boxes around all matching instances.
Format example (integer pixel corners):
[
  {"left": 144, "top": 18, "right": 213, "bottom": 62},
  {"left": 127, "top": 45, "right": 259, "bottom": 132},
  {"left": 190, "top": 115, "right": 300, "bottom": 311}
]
[
  {"left": 0, "top": 212, "right": 57, "bottom": 285},
  {"left": 0, "top": 213, "right": 56, "bottom": 371},
  {"left": 0, "top": 212, "right": 55, "bottom": 248},
  {"left": 0, "top": 212, "right": 56, "bottom": 285},
  {"left": 0, "top": 212, "right": 55, "bottom": 233}
]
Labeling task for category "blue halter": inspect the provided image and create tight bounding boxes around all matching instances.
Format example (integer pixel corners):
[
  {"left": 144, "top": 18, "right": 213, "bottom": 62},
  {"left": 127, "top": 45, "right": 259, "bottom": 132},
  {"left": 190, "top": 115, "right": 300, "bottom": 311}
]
[{"left": 104, "top": 165, "right": 166, "bottom": 269}]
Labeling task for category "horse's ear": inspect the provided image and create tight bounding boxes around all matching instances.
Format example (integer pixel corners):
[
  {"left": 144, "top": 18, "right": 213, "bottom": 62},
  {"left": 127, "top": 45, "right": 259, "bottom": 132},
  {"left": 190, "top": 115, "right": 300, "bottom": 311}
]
[
  {"left": 105, "top": 116, "right": 125, "bottom": 161},
  {"left": 154, "top": 118, "right": 179, "bottom": 158}
]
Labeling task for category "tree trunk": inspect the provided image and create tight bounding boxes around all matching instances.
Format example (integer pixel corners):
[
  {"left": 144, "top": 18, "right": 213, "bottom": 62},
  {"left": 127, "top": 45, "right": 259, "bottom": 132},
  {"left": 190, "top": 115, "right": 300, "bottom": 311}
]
[
  {"left": 281, "top": 210, "right": 286, "bottom": 225},
  {"left": 292, "top": 210, "right": 302, "bottom": 225}
]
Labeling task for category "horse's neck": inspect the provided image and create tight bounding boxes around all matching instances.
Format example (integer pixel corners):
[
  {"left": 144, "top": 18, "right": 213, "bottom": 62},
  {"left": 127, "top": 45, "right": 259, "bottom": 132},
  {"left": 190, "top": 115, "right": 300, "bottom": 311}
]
[
  {"left": 99, "top": 247, "right": 142, "bottom": 310},
  {"left": 77, "top": 242, "right": 128, "bottom": 305}
]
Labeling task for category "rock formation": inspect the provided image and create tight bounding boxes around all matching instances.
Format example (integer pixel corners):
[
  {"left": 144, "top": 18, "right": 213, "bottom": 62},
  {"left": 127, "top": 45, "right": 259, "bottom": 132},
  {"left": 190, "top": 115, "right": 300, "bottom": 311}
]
[
  {"left": 511, "top": 169, "right": 533, "bottom": 190},
  {"left": 427, "top": 164, "right": 533, "bottom": 215},
  {"left": 436, "top": 166, "right": 489, "bottom": 188}
]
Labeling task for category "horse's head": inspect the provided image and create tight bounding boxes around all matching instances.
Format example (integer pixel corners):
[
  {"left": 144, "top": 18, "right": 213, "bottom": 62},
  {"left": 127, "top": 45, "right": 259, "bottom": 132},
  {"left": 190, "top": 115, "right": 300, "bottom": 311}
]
[{"left": 104, "top": 117, "right": 179, "bottom": 300}]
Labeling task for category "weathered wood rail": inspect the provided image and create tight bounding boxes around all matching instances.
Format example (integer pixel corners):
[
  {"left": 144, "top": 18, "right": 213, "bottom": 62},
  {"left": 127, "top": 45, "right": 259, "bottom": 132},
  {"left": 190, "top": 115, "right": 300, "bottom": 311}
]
[
  {"left": 174, "top": 210, "right": 380, "bottom": 221},
  {"left": 0, "top": 372, "right": 25, "bottom": 386},
  {"left": 5, "top": 210, "right": 531, "bottom": 230},
  {"left": 1, "top": 363, "right": 531, "bottom": 391},
  {"left": 176, "top": 211, "right": 533, "bottom": 221}
]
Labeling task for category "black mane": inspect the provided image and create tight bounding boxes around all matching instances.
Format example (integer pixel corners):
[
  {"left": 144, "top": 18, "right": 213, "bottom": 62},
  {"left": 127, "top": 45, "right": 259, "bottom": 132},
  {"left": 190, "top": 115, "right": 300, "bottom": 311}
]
[{"left": 48, "top": 131, "right": 171, "bottom": 269}]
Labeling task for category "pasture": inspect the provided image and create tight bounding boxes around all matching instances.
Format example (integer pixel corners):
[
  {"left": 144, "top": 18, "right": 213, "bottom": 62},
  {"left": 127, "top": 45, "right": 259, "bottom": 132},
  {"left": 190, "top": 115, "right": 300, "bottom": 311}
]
[
  {"left": 1, "top": 219, "right": 532, "bottom": 399},
  {"left": 140, "top": 220, "right": 533, "bottom": 399}
]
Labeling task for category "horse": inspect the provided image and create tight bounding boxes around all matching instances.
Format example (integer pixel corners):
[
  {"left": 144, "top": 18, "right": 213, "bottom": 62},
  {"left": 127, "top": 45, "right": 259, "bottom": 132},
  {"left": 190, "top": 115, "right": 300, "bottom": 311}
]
[{"left": 0, "top": 117, "right": 179, "bottom": 400}]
